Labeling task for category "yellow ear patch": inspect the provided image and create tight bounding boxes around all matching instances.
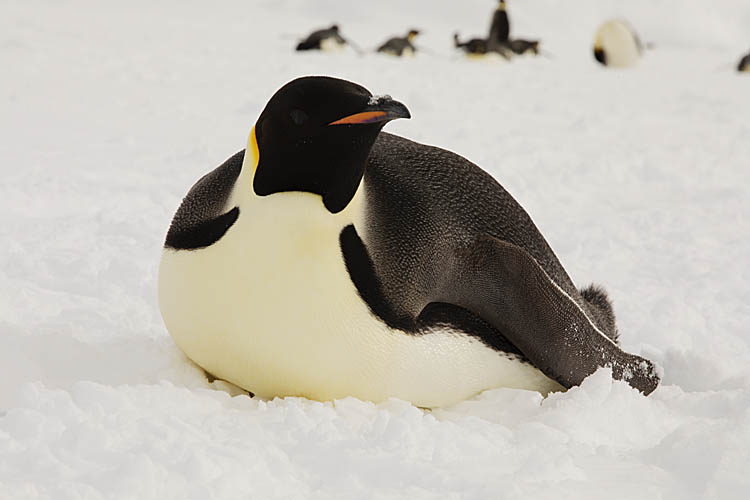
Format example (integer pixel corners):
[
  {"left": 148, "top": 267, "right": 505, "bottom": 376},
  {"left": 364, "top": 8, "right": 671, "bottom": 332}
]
[{"left": 249, "top": 125, "right": 260, "bottom": 173}]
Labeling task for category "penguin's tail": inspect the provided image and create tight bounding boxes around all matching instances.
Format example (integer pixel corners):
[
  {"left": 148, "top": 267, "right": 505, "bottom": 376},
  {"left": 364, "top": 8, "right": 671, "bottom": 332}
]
[{"left": 579, "top": 284, "right": 619, "bottom": 344}]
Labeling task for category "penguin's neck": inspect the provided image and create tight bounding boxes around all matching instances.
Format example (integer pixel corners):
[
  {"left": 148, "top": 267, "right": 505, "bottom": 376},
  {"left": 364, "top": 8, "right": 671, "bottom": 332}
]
[{"left": 232, "top": 126, "right": 368, "bottom": 232}]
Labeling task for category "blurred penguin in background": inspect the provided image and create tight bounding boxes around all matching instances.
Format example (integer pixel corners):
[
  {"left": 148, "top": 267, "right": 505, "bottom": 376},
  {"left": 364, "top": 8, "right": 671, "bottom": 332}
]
[
  {"left": 454, "top": 0, "right": 511, "bottom": 59},
  {"left": 377, "top": 29, "right": 420, "bottom": 57},
  {"left": 296, "top": 24, "right": 349, "bottom": 51},
  {"left": 509, "top": 39, "right": 540, "bottom": 56},
  {"left": 485, "top": 1, "right": 541, "bottom": 59},
  {"left": 487, "top": 0, "right": 510, "bottom": 52},
  {"left": 453, "top": 33, "right": 490, "bottom": 56},
  {"left": 593, "top": 20, "right": 643, "bottom": 68},
  {"left": 738, "top": 51, "right": 750, "bottom": 72}
]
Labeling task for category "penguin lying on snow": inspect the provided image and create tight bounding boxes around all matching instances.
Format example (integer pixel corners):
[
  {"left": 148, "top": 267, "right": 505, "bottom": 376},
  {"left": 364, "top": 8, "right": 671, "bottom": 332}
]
[
  {"left": 509, "top": 39, "right": 540, "bottom": 56},
  {"left": 452, "top": 0, "right": 506, "bottom": 57},
  {"left": 454, "top": 34, "right": 541, "bottom": 58},
  {"left": 377, "top": 29, "right": 420, "bottom": 57},
  {"left": 738, "top": 51, "right": 750, "bottom": 72},
  {"left": 454, "top": 0, "right": 516, "bottom": 59},
  {"left": 296, "top": 24, "right": 348, "bottom": 51},
  {"left": 454, "top": 33, "right": 512, "bottom": 59},
  {"left": 159, "top": 76, "right": 660, "bottom": 407},
  {"left": 593, "top": 20, "right": 643, "bottom": 68},
  {"left": 453, "top": 33, "right": 490, "bottom": 56}
]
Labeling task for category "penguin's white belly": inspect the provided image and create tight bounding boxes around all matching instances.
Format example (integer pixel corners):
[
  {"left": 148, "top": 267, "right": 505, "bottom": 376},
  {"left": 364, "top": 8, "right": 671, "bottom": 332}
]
[
  {"left": 159, "top": 191, "right": 561, "bottom": 407},
  {"left": 597, "top": 20, "right": 641, "bottom": 68},
  {"left": 468, "top": 52, "right": 508, "bottom": 62},
  {"left": 320, "top": 37, "right": 346, "bottom": 52}
]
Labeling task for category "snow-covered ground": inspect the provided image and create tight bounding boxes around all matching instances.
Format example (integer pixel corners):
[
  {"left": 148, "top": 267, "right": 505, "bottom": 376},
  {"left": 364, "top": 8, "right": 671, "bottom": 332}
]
[{"left": 2, "top": 0, "right": 749, "bottom": 498}]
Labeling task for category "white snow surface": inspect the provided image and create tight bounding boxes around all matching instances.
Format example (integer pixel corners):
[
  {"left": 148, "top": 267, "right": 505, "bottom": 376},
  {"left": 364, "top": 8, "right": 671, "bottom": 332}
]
[{"left": 2, "top": 0, "right": 750, "bottom": 498}]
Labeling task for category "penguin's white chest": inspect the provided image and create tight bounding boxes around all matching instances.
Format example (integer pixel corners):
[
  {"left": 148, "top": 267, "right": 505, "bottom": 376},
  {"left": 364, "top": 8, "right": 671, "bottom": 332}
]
[
  {"left": 159, "top": 167, "right": 562, "bottom": 407},
  {"left": 596, "top": 20, "right": 642, "bottom": 68},
  {"left": 320, "top": 37, "right": 346, "bottom": 52}
]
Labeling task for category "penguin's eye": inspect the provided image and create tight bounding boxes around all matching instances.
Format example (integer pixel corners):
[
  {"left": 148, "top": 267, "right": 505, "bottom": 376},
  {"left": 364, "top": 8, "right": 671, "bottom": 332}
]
[{"left": 289, "top": 109, "right": 308, "bottom": 126}]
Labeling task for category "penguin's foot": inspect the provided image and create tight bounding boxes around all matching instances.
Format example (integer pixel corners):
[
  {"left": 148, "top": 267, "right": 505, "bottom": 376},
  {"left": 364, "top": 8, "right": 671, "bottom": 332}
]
[
  {"left": 204, "top": 369, "right": 255, "bottom": 397},
  {"left": 610, "top": 353, "right": 661, "bottom": 395},
  {"left": 203, "top": 369, "right": 218, "bottom": 383}
]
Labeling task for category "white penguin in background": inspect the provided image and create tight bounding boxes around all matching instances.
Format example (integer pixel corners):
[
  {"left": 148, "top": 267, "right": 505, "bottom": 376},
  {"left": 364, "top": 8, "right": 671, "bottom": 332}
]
[{"left": 593, "top": 20, "right": 643, "bottom": 68}]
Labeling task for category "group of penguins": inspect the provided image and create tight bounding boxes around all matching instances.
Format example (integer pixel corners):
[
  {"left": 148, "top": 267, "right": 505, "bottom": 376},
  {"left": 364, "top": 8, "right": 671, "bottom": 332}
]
[
  {"left": 295, "top": 0, "right": 541, "bottom": 60},
  {"left": 295, "top": 0, "right": 750, "bottom": 71}
]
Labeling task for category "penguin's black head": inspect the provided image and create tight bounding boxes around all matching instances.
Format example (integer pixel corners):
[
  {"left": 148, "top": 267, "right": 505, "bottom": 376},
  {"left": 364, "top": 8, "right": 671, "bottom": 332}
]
[
  {"left": 408, "top": 29, "right": 420, "bottom": 39},
  {"left": 253, "top": 76, "right": 410, "bottom": 213},
  {"left": 739, "top": 53, "right": 750, "bottom": 72},
  {"left": 594, "top": 47, "right": 607, "bottom": 65}
]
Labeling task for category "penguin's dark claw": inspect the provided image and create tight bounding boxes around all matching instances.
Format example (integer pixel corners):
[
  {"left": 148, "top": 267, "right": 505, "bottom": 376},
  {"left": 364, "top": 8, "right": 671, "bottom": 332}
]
[{"left": 613, "top": 354, "right": 661, "bottom": 395}]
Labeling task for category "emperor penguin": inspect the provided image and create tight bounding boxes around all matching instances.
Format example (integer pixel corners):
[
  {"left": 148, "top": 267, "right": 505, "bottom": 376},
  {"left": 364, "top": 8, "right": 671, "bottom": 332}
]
[
  {"left": 158, "top": 76, "right": 660, "bottom": 408},
  {"left": 454, "top": 33, "right": 489, "bottom": 56},
  {"left": 509, "top": 39, "right": 541, "bottom": 56},
  {"left": 454, "top": 33, "right": 511, "bottom": 60},
  {"left": 593, "top": 20, "right": 643, "bottom": 68},
  {"left": 738, "top": 51, "right": 750, "bottom": 72},
  {"left": 454, "top": 0, "right": 512, "bottom": 60},
  {"left": 296, "top": 24, "right": 348, "bottom": 51},
  {"left": 487, "top": 0, "right": 510, "bottom": 52},
  {"left": 377, "top": 29, "right": 420, "bottom": 57}
]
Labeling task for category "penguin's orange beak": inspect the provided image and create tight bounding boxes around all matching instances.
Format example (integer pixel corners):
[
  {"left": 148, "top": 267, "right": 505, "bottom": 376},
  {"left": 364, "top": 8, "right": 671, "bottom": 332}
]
[
  {"left": 329, "top": 96, "right": 411, "bottom": 125},
  {"left": 329, "top": 111, "right": 388, "bottom": 125}
]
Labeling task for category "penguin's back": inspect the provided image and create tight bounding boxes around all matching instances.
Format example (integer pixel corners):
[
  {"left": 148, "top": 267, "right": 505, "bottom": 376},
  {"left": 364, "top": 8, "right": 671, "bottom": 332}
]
[
  {"left": 377, "top": 37, "right": 414, "bottom": 56},
  {"left": 364, "top": 132, "right": 576, "bottom": 299}
]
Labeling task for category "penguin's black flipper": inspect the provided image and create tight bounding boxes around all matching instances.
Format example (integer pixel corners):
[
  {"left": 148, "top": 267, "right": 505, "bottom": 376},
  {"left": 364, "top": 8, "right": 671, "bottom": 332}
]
[
  {"left": 437, "top": 235, "right": 660, "bottom": 395},
  {"left": 164, "top": 150, "right": 243, "bottom": 250}
]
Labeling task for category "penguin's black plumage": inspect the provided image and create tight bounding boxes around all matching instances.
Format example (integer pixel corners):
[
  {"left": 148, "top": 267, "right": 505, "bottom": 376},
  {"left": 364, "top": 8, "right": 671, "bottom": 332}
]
[
  {"left": 487, "top": 0, "right": 510, "bottom": 52},
  {"left": 454, "top": 0, "right": 513, "bottom": 60},
  {"left": 738, "top": 52, "right": 750, "bottom": 72},
  {"left": 350, "top": 133, "right": 657, "bottom": 394},
  {"left": 356, "top": 131, "right": 624, "bottom": 349},
  {"left": 453, "top": 33, "right": 489, "bottom": 55},
  {"left": 509, "top": 39, "right": 540, "bottom": 56},
  {"left": 160, "top": 77, "right": 660, "bottom": 405},
  {"left": 295, "top": 24, "right": 347, "bottom": 51},
  {"left": 377, "top": 30, "right": 420, "bottom": 57}
]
